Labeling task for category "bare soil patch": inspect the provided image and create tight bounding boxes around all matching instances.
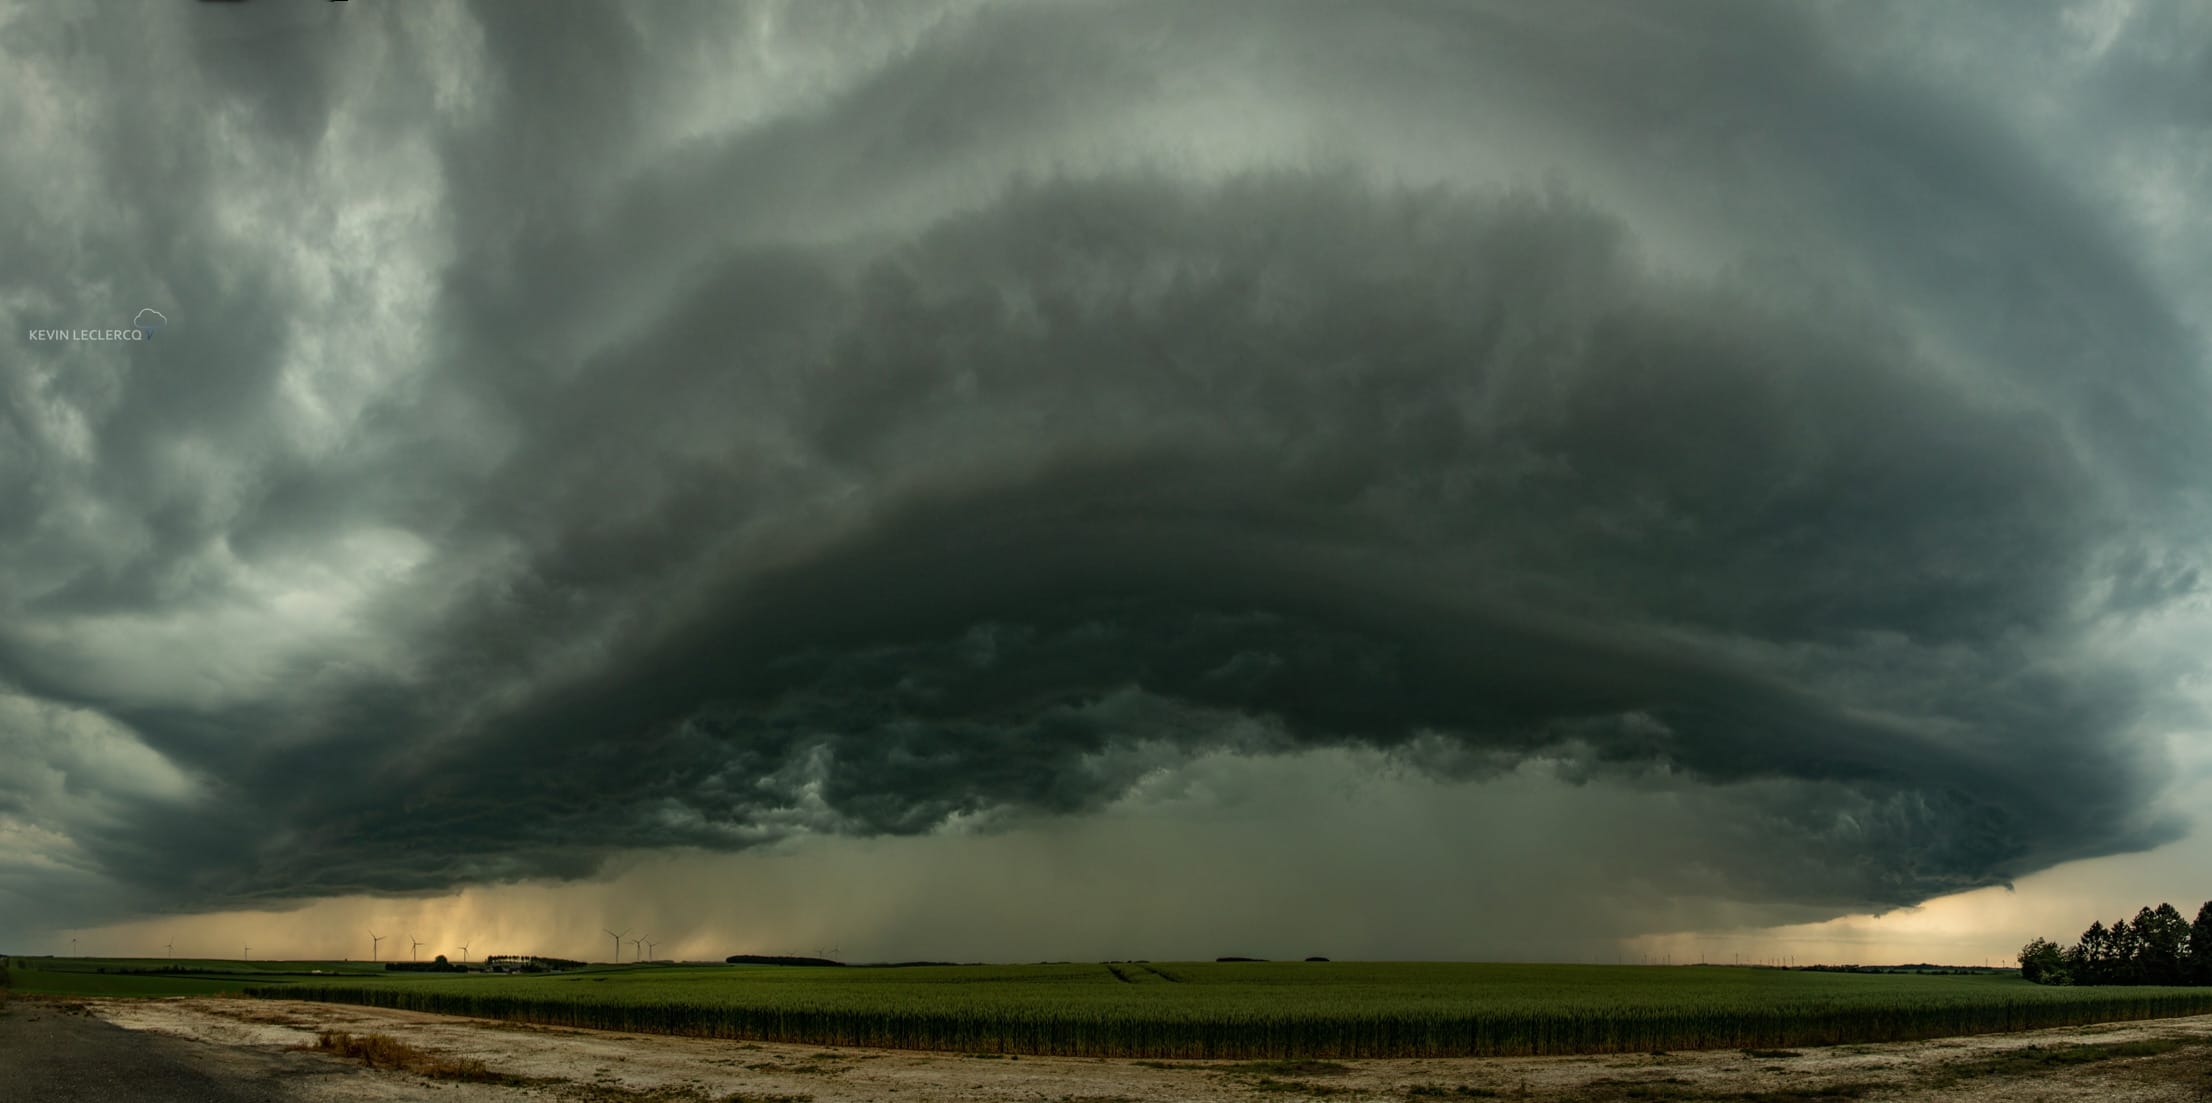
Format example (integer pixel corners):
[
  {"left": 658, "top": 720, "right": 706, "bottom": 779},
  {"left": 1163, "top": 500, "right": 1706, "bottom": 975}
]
[{"left": 82, "top": 997, "right": 2212, "bottom": 1102}]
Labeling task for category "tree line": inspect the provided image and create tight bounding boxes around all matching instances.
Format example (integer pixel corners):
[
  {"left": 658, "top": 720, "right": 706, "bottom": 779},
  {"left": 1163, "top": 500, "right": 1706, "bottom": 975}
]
[{"left": 2018, "top": 900, "right": 2212, "bottom": 986}]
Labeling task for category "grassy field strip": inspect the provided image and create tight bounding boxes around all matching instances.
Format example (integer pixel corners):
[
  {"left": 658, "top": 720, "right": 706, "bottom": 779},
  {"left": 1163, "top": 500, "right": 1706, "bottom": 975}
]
[
  {"left": 227, "top": 961, "right": 2212, "bottom": 1058},
  {"left": 2, "top": 957, "right": 384, "bottom": 997}
]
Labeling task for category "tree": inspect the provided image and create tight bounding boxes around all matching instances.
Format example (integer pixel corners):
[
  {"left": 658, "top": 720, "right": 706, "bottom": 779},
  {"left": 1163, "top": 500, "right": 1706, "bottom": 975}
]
[
  {"left": 2070, "top": 919, "right": 2105, "bottom": 990},
  {"left": 2108, "top": 917, "right": 2144, "bottom": 984},
  {"left": 2192, "top": 900, "right": 2212, "bottom": 986},
  {"left": 2138, "top": 903, "right": 2190, "bottom": 985},
  {"left": 2097, "top": 920, "right": 2121, "bottom": 984},
  {"left": 2018, "top": 937, "right": 2069, "bottom": 985}
]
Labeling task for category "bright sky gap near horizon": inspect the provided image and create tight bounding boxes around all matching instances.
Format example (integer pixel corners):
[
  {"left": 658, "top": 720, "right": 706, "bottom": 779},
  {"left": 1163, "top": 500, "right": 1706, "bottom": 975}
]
[{"left": 2, "top": 0, "right": 2209, "bottom": 967}]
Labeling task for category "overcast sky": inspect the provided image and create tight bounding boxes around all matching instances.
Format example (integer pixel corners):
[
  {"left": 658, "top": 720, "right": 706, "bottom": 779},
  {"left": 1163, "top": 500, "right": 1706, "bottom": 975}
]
[{"left": 3, "top": 0, "right": 2209, "bottom": 965}]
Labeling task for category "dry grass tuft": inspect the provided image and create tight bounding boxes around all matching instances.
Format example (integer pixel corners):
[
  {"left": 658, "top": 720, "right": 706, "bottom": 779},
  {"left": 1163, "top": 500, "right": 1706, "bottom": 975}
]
[
  {"left": 310, "top": 1029, "right": 517, "bottom": 1083},
  {"left": 1229, "top": 1059, "right": 1354, "bottom": 1077}
]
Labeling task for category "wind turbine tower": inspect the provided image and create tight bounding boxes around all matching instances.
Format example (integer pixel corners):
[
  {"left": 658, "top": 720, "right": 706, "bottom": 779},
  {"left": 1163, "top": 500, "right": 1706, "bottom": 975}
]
[
  {"left": 604, "top": 928, "right": 630, "bottom": 963},
  {"left": 457, "top": 941, "right": 470, "bottom": 963},
  {"left": 410, "top": 934, "right": 425, "bottom": 962},
  {"left": 369, "top": 931, "right": 384, "bottom": 962}
]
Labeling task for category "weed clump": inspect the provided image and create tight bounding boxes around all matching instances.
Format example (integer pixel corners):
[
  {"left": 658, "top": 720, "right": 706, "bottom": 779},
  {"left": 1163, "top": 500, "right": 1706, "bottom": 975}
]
[{"left": 310, "top": 1030, "right": 519, "bottom": 1084}]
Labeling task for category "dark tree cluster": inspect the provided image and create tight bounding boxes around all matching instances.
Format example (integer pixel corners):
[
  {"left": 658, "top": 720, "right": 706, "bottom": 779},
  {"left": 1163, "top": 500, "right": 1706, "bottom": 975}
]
[
  {"left": 2019, "top": 900, "right": 2212, "bottom": 986},
  {"left": 1800, "top": 963, "right": 2006, "bottom": 975},
  {"left": 725, "top": 954, "right": 846, "bottom": 967},
  {"left": 384, "top": 955, "right": 466, "bottom": 973}
]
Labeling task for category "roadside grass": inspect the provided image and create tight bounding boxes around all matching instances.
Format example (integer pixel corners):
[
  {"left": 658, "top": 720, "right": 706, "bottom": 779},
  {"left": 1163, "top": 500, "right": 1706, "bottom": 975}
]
[{"left": 1924, "top": 1036, "right": 2202, "bottom": 1087}]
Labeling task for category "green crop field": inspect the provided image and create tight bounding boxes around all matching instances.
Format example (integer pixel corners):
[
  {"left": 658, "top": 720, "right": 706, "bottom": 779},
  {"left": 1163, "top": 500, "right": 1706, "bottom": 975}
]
[
  {"left": 1, "top": 956, "right": 385, "bottom": 997},
  {"left": 223, "top": 961, "right": 2212, "bottom": 1058}
]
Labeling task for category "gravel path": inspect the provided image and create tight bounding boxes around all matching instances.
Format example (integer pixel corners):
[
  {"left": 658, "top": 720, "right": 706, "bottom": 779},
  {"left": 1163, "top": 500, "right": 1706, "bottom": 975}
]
[{"left": 0, "top": 997, "right": 305, "bottom": 1103}]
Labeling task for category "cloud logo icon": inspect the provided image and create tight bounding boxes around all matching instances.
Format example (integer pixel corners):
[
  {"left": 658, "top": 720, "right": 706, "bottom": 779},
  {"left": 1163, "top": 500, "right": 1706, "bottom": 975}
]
[{"left": 133, "top": 308, "right": 167, "bottom": 337}]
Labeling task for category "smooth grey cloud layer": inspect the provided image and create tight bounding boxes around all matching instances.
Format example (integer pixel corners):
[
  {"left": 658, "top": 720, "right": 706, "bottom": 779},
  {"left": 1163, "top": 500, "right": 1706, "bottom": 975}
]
[{"left": 2, "top": 0, "right": 2207, "bottom": 944}]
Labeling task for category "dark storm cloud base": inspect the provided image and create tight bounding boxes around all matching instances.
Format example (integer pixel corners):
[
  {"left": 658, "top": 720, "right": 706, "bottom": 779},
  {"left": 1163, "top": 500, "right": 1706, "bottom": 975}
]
[{"left": 1, "top": 0, "right": 2206, "bottom": 934}]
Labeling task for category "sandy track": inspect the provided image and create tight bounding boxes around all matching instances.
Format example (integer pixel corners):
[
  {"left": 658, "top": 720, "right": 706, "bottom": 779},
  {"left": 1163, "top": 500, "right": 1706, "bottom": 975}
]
[{"left": 82, "top": 996, "right": 2212, "bottom": 1102}]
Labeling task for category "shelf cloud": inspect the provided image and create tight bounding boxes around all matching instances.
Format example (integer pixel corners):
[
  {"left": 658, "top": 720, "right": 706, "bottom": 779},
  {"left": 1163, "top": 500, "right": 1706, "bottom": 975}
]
[{"left": 3, "top": 0, "right": 2207, "bottom": 954}]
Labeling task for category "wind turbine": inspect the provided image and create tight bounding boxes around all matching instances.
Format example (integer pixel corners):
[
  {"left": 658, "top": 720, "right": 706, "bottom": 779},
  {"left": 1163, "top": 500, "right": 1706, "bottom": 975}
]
[
  {"left": 603, "top": 928, "right": 629, "bottom": 963},
  {"left": 165, "top": 937, "right": 175, "bottom": 959},
  {"left": 70, "top": 937, "right": 78, "bottom": 957},
  {"left": 409, "top": 934, "right": 425, "bottom": 962},
  {"left": 456, "top": 940, "right": 470, "bottom": 963},
  {"left": 369, "top": 931, "right": 384, "bottom": 962},
  {"left": 243, "top": 945, "right": 251, "bottom": 961},
  {"left": 629, "top": 936, "right": 644, "bottom": 961},
  {"left": 641, "top": 938, "right": 656, "bottom": 961}
]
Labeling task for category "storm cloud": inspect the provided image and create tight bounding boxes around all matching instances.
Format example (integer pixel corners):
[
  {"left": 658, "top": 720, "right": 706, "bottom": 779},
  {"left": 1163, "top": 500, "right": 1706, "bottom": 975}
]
[{"left": 3, "top": 0, "right": 2209, "bottom": 950}]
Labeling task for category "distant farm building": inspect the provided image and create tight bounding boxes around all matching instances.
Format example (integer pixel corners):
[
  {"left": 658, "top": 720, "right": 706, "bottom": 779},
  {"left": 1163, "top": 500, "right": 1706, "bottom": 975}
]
[{"left": 484, "top": 954, "right": 584, "bottom": 974}]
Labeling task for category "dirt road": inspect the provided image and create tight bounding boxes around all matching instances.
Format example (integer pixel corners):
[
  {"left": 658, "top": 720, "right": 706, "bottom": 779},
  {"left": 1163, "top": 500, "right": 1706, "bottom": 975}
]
[
  {"left": 26, "top": 994, "right": 2212, "bottom": 1102},
  {"left": 0, "top": 997, "right": 311, "bottom": 1103}
]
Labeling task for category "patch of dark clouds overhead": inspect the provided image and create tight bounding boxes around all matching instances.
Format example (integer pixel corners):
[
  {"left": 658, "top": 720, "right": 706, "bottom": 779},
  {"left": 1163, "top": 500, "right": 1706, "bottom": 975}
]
[{"left": 1, "top": 0, "right": 2205, "bottom": 937}]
